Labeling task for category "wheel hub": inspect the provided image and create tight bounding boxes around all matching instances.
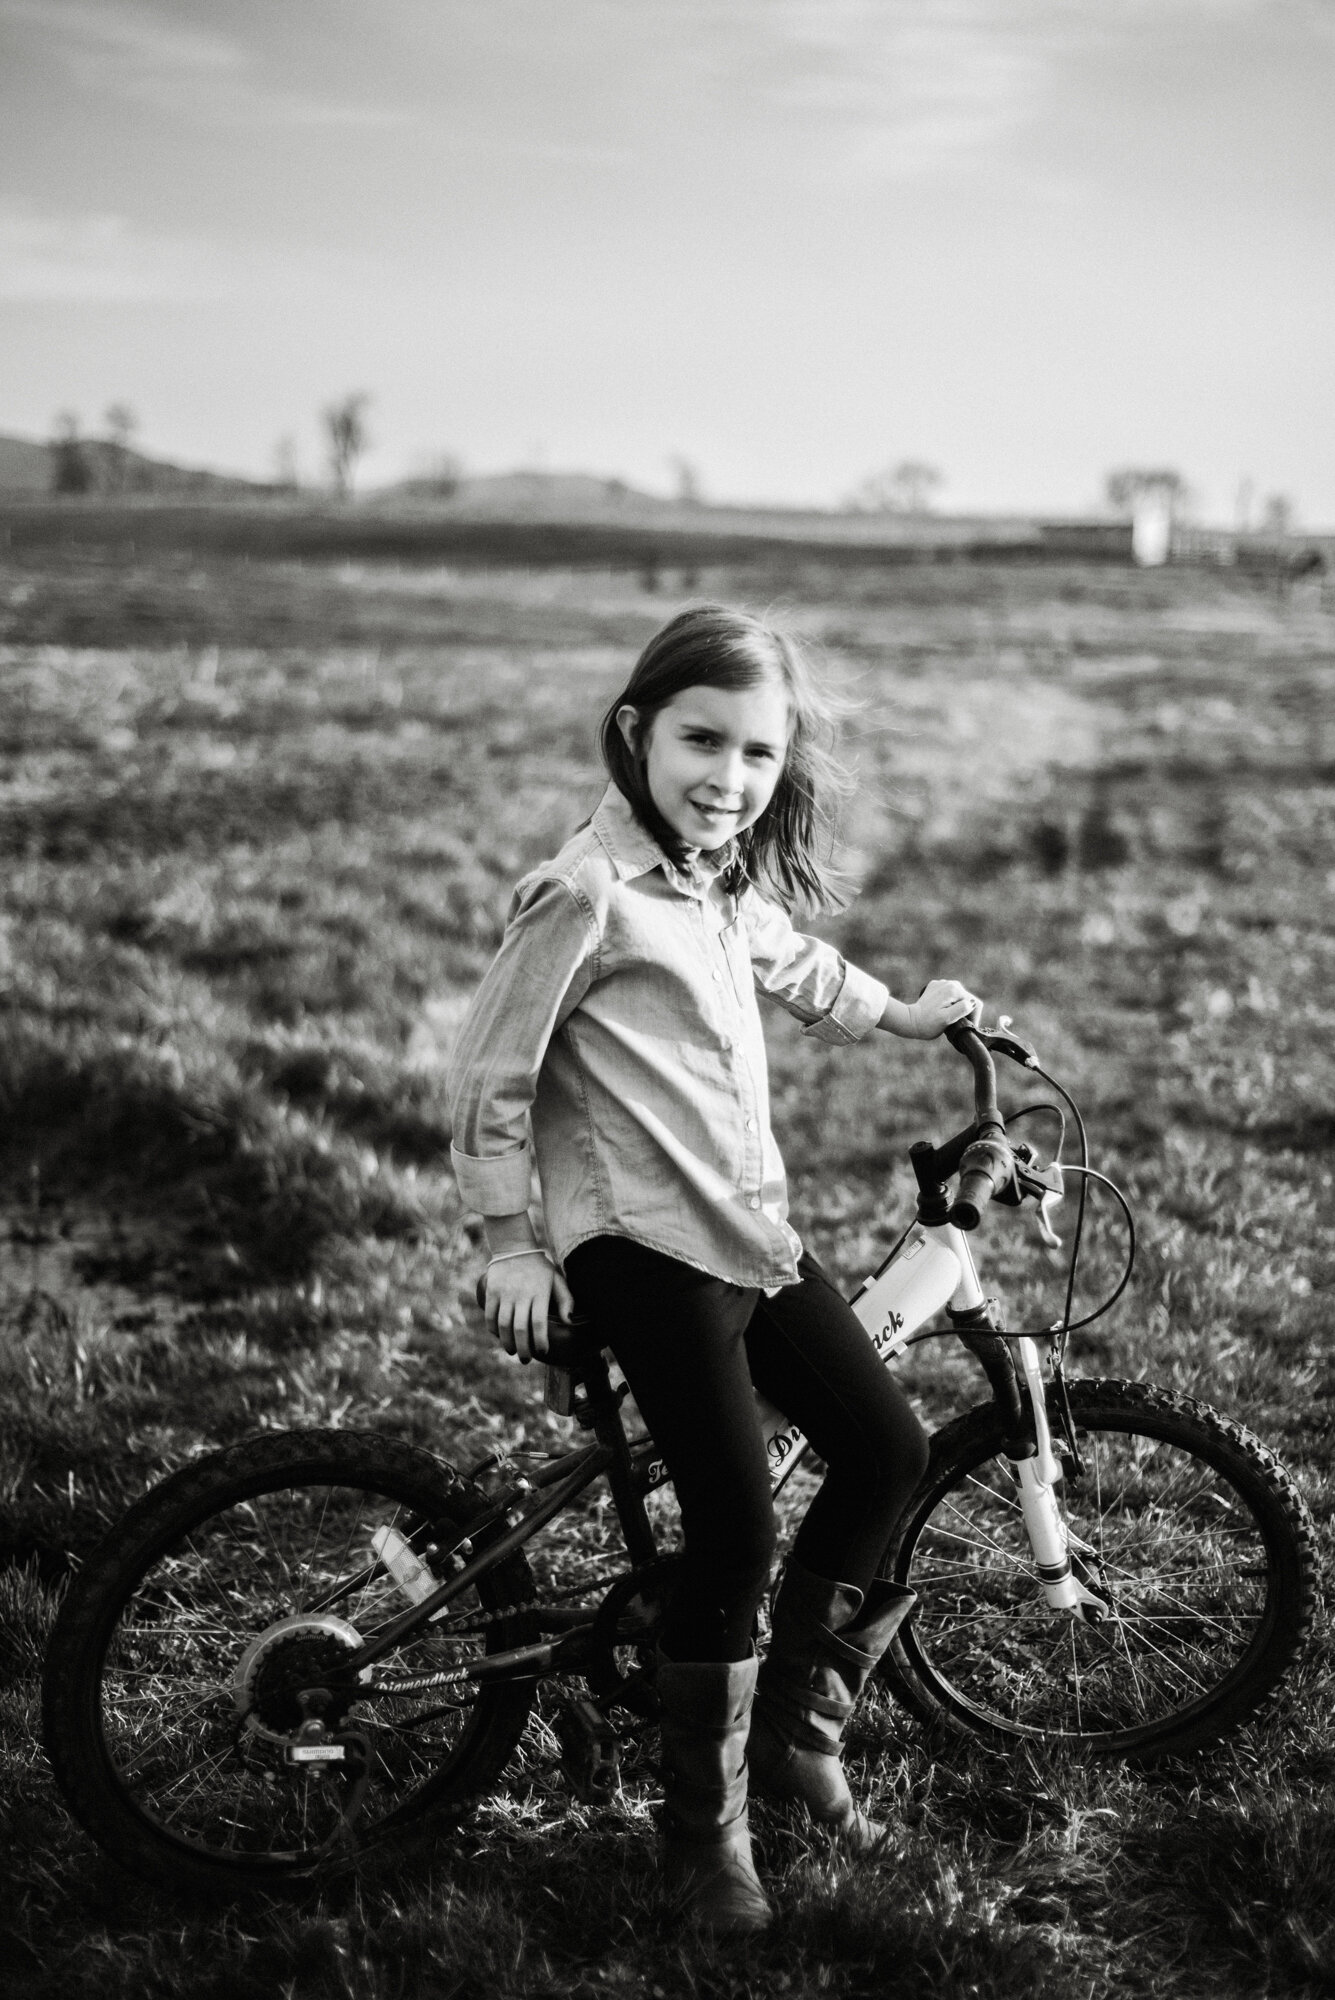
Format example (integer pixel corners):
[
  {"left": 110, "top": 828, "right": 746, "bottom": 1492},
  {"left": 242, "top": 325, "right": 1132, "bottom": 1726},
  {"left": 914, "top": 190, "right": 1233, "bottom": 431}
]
[{"left": 233, "top": 1614, "right": 367, "bottom": 1744}]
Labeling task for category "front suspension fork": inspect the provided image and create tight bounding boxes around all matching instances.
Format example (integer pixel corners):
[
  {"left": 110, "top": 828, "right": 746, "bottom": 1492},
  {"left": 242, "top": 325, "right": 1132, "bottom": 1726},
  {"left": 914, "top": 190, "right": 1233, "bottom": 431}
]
[
  {"left": 1008, "top": 1336, "right": 1106, "bottom": 1620},
  {"left": 949, "top": 1233, "right": 1104, "bottom": 1621}
]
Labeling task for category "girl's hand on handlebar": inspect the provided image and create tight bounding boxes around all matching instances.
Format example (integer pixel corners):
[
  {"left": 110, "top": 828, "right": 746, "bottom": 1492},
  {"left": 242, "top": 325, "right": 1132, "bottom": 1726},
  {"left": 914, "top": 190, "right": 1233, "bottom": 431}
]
[
  {"left": 485, "top": 1250, "right": 574, "bottom": 1365},
  {"left": 883, "top": 980, "right": 982, "bottom": 1041}
]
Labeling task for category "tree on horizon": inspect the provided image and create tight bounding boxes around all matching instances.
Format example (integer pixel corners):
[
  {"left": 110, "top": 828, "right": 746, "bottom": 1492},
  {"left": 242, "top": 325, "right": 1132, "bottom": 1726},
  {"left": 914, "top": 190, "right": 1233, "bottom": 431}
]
[{"left": 323, "top": 393, "right": 371, "bottom": 499}]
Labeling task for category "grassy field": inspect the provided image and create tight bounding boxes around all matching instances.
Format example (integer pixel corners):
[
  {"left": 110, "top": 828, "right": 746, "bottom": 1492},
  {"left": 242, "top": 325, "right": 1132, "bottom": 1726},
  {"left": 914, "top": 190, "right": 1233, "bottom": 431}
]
[{"left": 1, "top": 535, "right": 1332, "bottom": 1998}]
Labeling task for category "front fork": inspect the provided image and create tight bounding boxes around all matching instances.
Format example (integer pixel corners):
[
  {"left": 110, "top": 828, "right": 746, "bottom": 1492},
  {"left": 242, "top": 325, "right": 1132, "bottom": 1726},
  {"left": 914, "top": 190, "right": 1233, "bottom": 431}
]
[
  {"left": 949, "top": 1232, "right": 1106, "bottom": 1622},
  {"left": 1009, "top": 1340, "right": 1106, "bottom": 1619}
]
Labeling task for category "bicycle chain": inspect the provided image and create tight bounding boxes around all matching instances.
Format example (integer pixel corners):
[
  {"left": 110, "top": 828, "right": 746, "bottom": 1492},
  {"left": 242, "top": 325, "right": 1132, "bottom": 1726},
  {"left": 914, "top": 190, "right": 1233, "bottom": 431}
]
[
  {"left": 388, "top": 1565, "right": 621, "bottom": 1647},
  {"left": 367, "top": 1569, "right": 624, "bottom": 1698}
]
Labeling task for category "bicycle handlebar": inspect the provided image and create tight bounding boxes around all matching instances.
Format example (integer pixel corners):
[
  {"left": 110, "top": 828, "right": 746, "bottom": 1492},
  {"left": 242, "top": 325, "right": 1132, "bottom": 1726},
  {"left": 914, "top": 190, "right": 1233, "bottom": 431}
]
[
  {"left": 949, "top": 1138, "right": 1016, "bottom": 1230},
  {"left": 942, "top": 1022, "right": 1016, "bottom": 1230},
  {"left": 944, "top": 1021, "right": 1001, "bottom": 1127}
]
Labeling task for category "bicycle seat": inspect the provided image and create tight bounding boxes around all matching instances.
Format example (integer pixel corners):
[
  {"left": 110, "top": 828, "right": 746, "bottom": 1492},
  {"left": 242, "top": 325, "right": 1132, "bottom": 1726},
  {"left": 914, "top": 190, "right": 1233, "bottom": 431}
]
[
  {"left": 472, "top": 1272, "right": 604, "bottom": 1372},
  {"left": 543, "top": 1313, "right": 604, "bottom": 1373}
]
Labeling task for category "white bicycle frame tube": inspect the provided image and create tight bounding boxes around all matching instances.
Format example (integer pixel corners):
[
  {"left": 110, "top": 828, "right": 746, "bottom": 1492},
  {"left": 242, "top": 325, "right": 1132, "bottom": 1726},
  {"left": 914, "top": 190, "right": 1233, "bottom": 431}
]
[{"left": 762, "top": 1218, "right": 979, "bottom": 1491}]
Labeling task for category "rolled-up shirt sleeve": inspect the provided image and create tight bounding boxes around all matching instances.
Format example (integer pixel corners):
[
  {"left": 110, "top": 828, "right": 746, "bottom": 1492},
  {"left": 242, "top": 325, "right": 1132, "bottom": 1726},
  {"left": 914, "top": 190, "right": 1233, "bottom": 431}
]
[
  {"left": 448, "top": 876, "right": 596, "bottom": 1215},
  {"left": 742, "top": 889, "right": 889, "bottom": 1046}
]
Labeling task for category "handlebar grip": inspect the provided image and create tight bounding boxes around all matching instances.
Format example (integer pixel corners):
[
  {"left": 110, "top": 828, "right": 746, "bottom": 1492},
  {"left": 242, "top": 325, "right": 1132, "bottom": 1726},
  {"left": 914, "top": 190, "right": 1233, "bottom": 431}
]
[
  {"left": 944, "top": 1020, "right": 984, "bottom": 1055},
  {"left": 947, "top": 1137, "right": 1014, "bottom": 1231},
  {"left": 949, "top": 1167, "right": 996, "bottom": 1232},
  {"left": 475, "top": 1275, "right": 487, "bottom": 1310}
]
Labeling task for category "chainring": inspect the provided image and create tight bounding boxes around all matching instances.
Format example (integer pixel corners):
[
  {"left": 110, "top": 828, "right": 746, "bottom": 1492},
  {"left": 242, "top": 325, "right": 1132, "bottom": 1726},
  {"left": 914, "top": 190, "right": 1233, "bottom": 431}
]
[{"left": 584, "top": 1558, "right": 679, "bottom": 1717}]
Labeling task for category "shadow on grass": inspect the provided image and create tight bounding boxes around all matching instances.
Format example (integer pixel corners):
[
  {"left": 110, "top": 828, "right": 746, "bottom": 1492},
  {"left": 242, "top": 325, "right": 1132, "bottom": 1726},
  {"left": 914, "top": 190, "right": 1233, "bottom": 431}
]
[{"left": 0, "top": 1030, "right": 422, "bottom": 1297}]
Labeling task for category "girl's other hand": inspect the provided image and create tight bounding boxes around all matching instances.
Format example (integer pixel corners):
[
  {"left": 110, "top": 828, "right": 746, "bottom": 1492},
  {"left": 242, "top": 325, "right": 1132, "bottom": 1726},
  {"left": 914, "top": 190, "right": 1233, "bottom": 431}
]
[
  {"left": 485, "top": 1250, "right": 574, "bottom": 1365},
  {"left": 888, "top": 979, "right": 982, "bottom": 1040}
]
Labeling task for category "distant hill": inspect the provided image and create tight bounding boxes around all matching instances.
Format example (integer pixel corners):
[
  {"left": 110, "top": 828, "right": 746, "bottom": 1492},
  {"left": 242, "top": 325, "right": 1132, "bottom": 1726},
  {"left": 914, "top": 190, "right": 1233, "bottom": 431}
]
[
  {"left": 0, "top": 443, "right": 1067, "bottom": 546},
  {"left": 0, "top": 439, "right": 1154, "bottom": 563},
  {"left": 0, "top": 435, "right": 54, "bottom": 494},
  {"left": 378, "top": 468, "right": 677, "bottom": 519},
  {"left": 372, "top": 468, "right": 1056, "bottom": 547},
  {"left": 0, "top": 431, "right": 272, "bottom": 500}
]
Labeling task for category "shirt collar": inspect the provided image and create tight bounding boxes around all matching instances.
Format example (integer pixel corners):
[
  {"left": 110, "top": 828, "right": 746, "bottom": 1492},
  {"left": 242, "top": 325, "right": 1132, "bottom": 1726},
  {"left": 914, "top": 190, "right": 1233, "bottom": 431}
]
[{"left": 591, "top": 784, "right": 731, "bottom": 901}]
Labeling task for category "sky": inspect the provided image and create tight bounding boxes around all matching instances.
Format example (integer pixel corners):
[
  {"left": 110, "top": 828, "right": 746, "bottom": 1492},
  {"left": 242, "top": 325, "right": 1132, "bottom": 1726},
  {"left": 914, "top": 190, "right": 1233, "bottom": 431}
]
[{"left": 1, "top": 0, "right": 1333, "bottom": 522}]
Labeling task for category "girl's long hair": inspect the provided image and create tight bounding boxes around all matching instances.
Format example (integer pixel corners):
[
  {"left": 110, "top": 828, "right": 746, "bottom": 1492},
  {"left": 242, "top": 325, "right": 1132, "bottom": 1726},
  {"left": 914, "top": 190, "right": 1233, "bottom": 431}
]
[{"left": 599, "top": 604, "right": 854, "bottom": 912}]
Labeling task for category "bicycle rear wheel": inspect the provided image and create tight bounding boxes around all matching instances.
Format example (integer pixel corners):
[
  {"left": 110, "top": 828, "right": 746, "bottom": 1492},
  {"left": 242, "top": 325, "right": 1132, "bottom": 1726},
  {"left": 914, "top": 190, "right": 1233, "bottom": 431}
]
[
  {"left": 43, "top": 1430, "right": 538, "bottom": 1895},
  {"left": 878, "top": 1378, "right": 1318, "bottom": 1759}
]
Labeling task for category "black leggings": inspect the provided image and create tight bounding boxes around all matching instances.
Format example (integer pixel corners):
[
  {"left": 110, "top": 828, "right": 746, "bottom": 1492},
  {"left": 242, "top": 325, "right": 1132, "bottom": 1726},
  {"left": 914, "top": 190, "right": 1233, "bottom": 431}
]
[{"left": 565, "top": 1235, "right": 931, "bottom": 1663}]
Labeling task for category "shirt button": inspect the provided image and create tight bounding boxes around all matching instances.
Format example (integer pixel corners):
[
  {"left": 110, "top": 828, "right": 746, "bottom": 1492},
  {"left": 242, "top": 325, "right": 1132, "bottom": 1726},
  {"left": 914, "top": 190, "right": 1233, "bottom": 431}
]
[
  {"left": 712, "top": 969, "right": 723, "bottom": 982},
  {"left": 745, "top": 1117, "right": 756, "bottom": 1132},
  {"left": 748, "top": 1195, "right": 761, "bottom": 1210}
]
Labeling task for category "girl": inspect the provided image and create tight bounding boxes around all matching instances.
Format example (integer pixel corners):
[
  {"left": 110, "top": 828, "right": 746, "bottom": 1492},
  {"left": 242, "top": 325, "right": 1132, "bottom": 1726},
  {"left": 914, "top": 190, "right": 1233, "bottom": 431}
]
[{"left": 448, "top": 605, "right": 978, "bottom": 1936}]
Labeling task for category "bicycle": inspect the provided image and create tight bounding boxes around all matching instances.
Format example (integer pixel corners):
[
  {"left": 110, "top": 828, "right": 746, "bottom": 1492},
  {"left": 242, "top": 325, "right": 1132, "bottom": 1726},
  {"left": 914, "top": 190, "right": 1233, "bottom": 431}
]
[{"left": 41, "top": 1021, "right": 1319, "bottom": 1897}]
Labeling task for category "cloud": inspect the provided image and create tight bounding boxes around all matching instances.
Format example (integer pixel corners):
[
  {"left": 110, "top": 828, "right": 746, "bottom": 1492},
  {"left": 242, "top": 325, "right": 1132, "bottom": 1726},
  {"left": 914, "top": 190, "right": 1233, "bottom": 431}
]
[
  {"left": 0, "top": 203, "right": 234, "bottom": 302},
  {"left": 723, "top": 0, "right": 1285, "bottom": 179},
  {"left": 0, "top": 0, "right": 407, "bottom": 130},
  {"left": 748, "top": 0, "right": 1071, "bottom": 177},
  {"left": 0, "top": 200, "right": 370, "bottom": 304},
  {"left": 1, "top": 0, "right": 242, "bottom": 79}
]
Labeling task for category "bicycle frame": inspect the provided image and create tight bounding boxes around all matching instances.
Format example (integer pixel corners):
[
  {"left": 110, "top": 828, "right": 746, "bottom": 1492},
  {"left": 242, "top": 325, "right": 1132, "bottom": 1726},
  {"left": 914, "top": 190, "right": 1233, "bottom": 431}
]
[
  {"left": 340, "top": 1254, "right": 1098, "bottom": 1713},
  {"left": 337, "top": 1025, "right": 1113, "bottom": 1697},
  {"left": 761, "top": 1217, "right": 983, "bottom": 1492}
]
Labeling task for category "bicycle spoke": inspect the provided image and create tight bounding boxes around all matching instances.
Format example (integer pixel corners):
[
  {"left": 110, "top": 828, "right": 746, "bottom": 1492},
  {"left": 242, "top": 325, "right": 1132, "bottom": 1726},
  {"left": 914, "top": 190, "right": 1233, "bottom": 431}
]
[
  {"left": 298, "top": 1485, "right": 339, "bottom": 1611},
  {"left": 72, "top": 1474, "right": 519, "bottom": 1867},
  {"left": 182, "top": 1534, "right": 261, "bottom": 1629},
  {"left": 921, "top": 1505, "right": 1035, "bottom": 1574},
  {"left": 326, "top": 1491, "right": 376, "bottom": 1605},
  {"left": 889, "top": 1388, "right": 1303, "bottom": 1748}
]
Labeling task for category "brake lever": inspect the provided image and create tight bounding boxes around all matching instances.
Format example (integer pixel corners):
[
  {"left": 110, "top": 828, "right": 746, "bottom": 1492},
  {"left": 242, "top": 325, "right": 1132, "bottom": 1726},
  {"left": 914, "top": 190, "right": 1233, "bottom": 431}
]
[
  {"left": 1006, "top": 1159, "right": 1065, "bottom": 1247},
  {"left": 1037, "top": 1190, "right": 1064, "bottom": 1250},
  {"left": 1031, "top": 1162, "right": 1066, "bottom": 1249},
  {"left": 974, "top": 1014, "right": 1040, "bottom": 1071}
]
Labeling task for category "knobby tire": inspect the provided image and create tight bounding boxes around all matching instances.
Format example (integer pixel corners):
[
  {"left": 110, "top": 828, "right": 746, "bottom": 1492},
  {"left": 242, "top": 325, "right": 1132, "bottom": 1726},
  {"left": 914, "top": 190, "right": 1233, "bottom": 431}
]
[
  {"left": 877, "top": 1378, "right": 1318, "bottom": 1758},
  {"left": 42, "top": 1429, "right": 538, "bottom": 1896}
]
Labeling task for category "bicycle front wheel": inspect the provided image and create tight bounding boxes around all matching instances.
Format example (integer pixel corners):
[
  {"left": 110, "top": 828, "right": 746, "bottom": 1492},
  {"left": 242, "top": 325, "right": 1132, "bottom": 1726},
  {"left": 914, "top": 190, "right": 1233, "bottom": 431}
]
[
  {"left": 878, "top": 1378, "right": 1318, "bottom": 1759},
  {"left": 43, "top": 1430, "right": 538, "bottom": 1895}
]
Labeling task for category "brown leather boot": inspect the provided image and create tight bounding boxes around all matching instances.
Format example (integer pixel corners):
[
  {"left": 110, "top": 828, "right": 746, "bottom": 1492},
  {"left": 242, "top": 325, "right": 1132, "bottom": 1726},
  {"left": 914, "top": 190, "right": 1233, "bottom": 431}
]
[
  {"left": 656, "top": 1653, "right": 773, "bottom": 1936},
  {"left": 748, "top": 1559, "right": 916, "bottom": 1854}
]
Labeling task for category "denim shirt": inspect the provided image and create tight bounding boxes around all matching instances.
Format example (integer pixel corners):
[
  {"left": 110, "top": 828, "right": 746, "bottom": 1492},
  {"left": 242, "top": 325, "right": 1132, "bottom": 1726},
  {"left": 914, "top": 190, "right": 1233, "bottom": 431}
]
[{"left": 448, "top": 785, "right": 889, "bottom": 1289}]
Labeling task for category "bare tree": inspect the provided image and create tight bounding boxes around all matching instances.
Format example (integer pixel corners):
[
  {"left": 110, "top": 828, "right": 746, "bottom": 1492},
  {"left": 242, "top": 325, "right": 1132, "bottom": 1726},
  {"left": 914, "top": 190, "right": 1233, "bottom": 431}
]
[
  {"left": 273, "top": 434, "right": 300, "bottom": 492},
  {"left": 846, "top": 460, "right": 944, "bottom": 514},
  {"left": 419, "top": 452, "right": 464, "bottom": 498},
  {"left": 1106, "top": 467, "right": 1191, "bottom": 566},
  {"left": 669, "top": 455, "right": 703, "bottom": 506},
  {"left": 1260, "top": 493, "right": 1294, "bottom": 536},
  {"left": 1104, "top": 467, "right": 1190, "bottom": 518},
  {"left": 103, "top": 402, "right": 138, "bottom": 494},
  {"left": 323, "top": 393, "right": 371, "bottom": 498},
  {"left": 50, "top": 410, "right": 92, "bottom": 495},
  {"left": 1234, "top": 476, "right": 1255, "bottom": 532},
  {"left": 891, "top": 459, "right": 942, "bottom": 513}
]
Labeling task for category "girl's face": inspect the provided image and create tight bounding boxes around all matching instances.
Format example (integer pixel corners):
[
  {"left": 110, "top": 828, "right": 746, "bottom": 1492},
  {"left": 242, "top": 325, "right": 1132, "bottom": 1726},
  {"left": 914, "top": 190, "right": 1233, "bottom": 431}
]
[{"left": 618, "top": 677, "right": 791, "bottom": 851}]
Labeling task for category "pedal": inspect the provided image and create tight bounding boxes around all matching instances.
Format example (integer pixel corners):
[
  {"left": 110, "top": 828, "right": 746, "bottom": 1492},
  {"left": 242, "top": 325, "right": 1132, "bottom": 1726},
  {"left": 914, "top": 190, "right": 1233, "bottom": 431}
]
[{"left": 554, "top": 1698, "right": 622, "bottom": 1802}]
